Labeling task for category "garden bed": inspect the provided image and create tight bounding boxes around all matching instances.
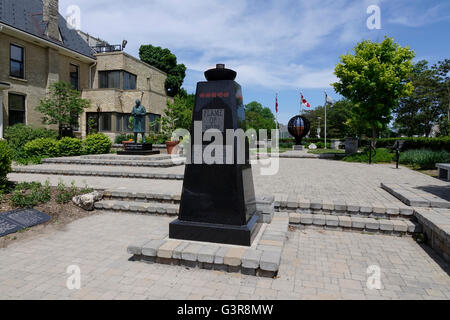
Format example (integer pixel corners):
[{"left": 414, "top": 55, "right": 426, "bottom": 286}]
[{"left": 0, "top": 186, "right": 98, "bottom": 248}]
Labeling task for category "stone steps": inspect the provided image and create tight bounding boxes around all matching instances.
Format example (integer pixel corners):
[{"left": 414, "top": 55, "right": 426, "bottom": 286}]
[
  {"left": 102, "top": 190, "right": 181, "bottom": 204},
  {"left": 12, "top": 167, "right": 184, "bottom": 180},
  {"left": 94, "top": 200, "right": 179, "bottom": 216},
  {"left": 81, "top": 154, "right": 173, "bottom": 161},
  {"left": 275, "top": 194, "right": 414, "bottom": 220},
  {"left": 42, "top": 157, "right": 184, "bottom": 168},
  {"left": 288, "top": 212, "right": 422, "bottom": 236}
]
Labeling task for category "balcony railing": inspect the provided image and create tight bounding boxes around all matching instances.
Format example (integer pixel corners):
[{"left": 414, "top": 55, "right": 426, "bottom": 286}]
[{"left": 92, "top": 45, "right": 123, "bottom": 53}]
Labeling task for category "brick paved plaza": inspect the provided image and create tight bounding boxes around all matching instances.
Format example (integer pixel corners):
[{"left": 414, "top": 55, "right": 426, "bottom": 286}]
[
  {"left": 2, "top": 157, "right": 450, "bottom": 300},
  {"left": 0, "top": 212, "right": 449, "bottom": 300}
]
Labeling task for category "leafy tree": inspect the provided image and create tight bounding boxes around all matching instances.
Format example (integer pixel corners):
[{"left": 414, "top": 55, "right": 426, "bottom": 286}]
[
  {"left": 139, "top": 45, "right": 186, "bottom": 97},
  {"left": 332, "top": 37, "right": 415, "bottom": 143},
  {"left": 36, "top": 81, "right": 89, "bottom": 131},
  {"left": 244, "top": 101, "right": 276, "bottom": 136},
  {"left": 394, "top": 60, "right": 444, "bottom": 136},
  {"left": 303, "top": 99, "right": 356, "bottom": 138},
  {"left": 433, "top": 59, "right": 450, "bottom": 125},
  {"left": 158, "top": 94, "right": 195, "bottom": 139}
]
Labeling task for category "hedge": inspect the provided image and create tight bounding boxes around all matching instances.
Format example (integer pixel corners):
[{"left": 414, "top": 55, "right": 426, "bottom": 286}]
[
  {"left": 0, "top": 140, "right": 12, "bottom": 190},
  {"left": 4, "top": 124, "right": 58, "bottom": 160},
  {"left": 24, "top": 138, "right": 59, "bottom": 158},
  {"left": 360, "top": 137, "right": 450, "bottom": 152},
  {"left": 58, "top": 137, "right": 82, "bottom": 156},
  {"left": 82, "top": 133, "right": 112, "bottom": 155}
]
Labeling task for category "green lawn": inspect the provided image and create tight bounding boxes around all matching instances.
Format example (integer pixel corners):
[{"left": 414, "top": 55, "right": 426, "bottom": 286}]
[{"left": 307, "top": 149, "right": 345, "bottom": 155}]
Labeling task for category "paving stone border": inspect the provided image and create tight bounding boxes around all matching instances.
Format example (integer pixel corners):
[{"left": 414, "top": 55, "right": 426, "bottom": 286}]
[
  {"left": 12, "top": 167, "right": 184, "bottom": 180},
  {"left": 42, "top": 157, "right": 184, "bottom": 168},
  {"left": 256, "top": 152, "right": 335, "bottom": 159},
  {"left": 96, "top": 194, "right": 275, "bottom": 223},
  {"left": 414, "top": 207, "right": 450, "bottom": 262},
  {"left": 127, "top": 213, "right": 289, "bottom": 277},
  {"left": 81, "top": 154, "right": 173, "bottom": 161},
  {"left": 275, "top": 194, "right": 414, "bottom": 218},
  {"left": 288, "top": 212, "right": 422, "bottom": 236},
  {"left": 381, "top": 183, "right": 450, "bottom": 209}
]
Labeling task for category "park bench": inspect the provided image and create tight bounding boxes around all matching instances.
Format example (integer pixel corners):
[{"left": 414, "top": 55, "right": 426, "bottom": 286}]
[
  {"left": 436, "top": 163, "right": 450, "bottom": 181},
  {"left": 387, "top": 140, "right": 406, "bottom": 169}
]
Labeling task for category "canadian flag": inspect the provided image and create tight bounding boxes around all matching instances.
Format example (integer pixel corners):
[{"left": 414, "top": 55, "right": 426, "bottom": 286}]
[{"left": 301, "top": 93, "right": 311, "bottom": 108}]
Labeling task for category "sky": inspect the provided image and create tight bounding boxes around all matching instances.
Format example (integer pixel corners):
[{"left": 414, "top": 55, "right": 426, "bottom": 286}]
[{"left": 59, "top": 0, "right": 450, "bottom": 124}]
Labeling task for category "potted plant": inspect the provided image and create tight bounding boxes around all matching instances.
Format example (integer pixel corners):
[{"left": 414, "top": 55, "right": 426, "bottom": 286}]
[{"left": 166, "top": 135, "right": 180, "bottom": 155}]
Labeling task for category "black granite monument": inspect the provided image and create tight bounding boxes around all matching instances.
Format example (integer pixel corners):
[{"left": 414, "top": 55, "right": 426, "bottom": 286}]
[{"left": 169, "top": 64, "right": 260, "bottom": 246}]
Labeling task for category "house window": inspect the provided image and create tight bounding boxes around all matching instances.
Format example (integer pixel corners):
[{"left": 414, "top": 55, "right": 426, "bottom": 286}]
[
  {"left": 115, "top": 114, "right": 122, "bottom": 132},
  {"left": 70, "top": 64, "right": 79, "bottom": 90},
  {"left": 10, "top": 44, "right": 24, "bottom": 79},
  {"left": 123, "top": 71, "right": 137, "bottom": 90},
  {"left": 99, "top": 71, "right": 121, "bottom": 89},
  {"left": 8, "top": 94, "right": 26, "bottom": 126},
  {"left": 148, "top": 113, "right": 161, "bottom": 132},
  {"left": 99, "top": 113, "right": 112, "bottom": 132},
  {"left": 98, "top": 71, "right": 136, "bottom": 90}
]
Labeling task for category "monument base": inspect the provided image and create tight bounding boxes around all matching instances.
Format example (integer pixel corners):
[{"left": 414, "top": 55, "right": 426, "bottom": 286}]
[
  {"left": 117, "top": 143, "right": 160, "bottom": 156},
  {"left": 169, "top": 213, "right": 261, "bottom": 246},
  {"left": 293, "top": 145, "right": 304, "bottom": 151}
]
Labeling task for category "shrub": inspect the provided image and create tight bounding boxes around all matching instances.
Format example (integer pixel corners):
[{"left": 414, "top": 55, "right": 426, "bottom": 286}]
[
  {"left": 4, "top": 124, "right": 58, "bottom": 160},
  {"left": 399, "top": 149, "right": 450, "bottom": 170},
  {"left": 58, "top": 137, "right": 82, "bottom": 157},
  {"left": 343, "top": 148, "right": 395, "bottom": 164},
  {"left": 10, "top": 181, "right": 51, "bottom": 208},
  {"left": 359, "top": 137, "right": 450, "bottom": 152},
  {"left": 24, "top": 138, "right": 59, "bottom": 158},
  {"left": 82, "top": 133, "right": 112, "bottom": 155},
  {"left": 0, "top": 140, "right": 12, "bottom": 190},
  {"left": 114, "top": 134, "right": 134, "bottom": 144},
  {"left": 56, "top": 180, "right": 79, "bottom": 204}
]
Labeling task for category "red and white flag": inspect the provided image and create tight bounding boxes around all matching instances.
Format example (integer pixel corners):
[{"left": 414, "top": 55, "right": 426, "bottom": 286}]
[
  {"left": 275, "top": 94, "right": 279, "bottom": 113},
  {"left": 301, "top": 92, "right": 311, "bottom": 108}
]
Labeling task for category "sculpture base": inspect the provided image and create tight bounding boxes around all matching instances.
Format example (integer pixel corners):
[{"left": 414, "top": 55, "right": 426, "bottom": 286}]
[
  {"left": 117, "top": 150, "right": 160, "bottom": 156},
  {"left": 169, "top": 213, "right": 261, "bottom": 246},
  {"left": 117, "top": 143, "right": 160, "bottom": 156}
]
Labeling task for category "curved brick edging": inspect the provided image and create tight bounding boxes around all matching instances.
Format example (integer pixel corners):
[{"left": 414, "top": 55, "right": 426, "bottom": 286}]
[{"left": 12, "top": 167, "right": 184, "bottom": 180}]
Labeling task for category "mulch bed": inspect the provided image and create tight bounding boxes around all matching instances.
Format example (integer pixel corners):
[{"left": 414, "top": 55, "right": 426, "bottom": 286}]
[{"left": 0, "top": 188, "right": 99, "bottom": 248}]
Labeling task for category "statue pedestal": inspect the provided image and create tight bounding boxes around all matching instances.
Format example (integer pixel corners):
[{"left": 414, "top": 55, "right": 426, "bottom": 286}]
[{"left": 117, "top": 143, "right": 160, "bottom": 156}]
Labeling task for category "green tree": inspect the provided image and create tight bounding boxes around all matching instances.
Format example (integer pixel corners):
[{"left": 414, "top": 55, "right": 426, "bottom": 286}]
[
  {"left": 139, "top": 45, "right": 186, "bottom": 97},
  {"left": 303, "top": 99, "right": 356, "bottom": 138},
  {"left": 158, "top": 94, "right": 195, "bottom": 139},
  {"left": 433, "top": 59, "right": 450, "bottom": 126},
  {"left": 394, "top": 60, "right": 444, "bottom": 136},
  {"left": 36, "top": 81, "right": 89, "bottom": 132},
  {"left": 244, "top": 101, "right": 276, "bottom": 136},
  {"left": 332, "top": 37, "right": 415, "bottom": 143}
]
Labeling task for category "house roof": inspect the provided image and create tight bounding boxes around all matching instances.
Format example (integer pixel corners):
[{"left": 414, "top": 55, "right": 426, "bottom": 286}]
[{"left": 0, "top": 0, "right": 95, "bottom": 59}]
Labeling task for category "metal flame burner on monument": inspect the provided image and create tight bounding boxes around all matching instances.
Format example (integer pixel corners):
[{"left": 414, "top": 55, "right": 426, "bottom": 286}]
[{"left": 288, "top": 115, "right": 310, "bottom": 146}]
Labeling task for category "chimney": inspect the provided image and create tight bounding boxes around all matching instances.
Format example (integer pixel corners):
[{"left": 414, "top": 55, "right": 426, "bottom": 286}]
[{"left": 43, "top": 0, "right": 61, "bottom": 41}]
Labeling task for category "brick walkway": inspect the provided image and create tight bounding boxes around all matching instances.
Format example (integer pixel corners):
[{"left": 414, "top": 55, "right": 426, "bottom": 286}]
[{"left": 0, "top": 212, "right": 448, "bottom": 300}]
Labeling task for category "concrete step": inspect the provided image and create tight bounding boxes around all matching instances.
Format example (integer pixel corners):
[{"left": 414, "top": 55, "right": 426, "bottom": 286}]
[
  {"left": 81, "top": 154, "right": 173, "bottom": 161},
  {"left": 12, "top": 167, "right": 184, "bottom": 180},
  {"left": 103, "top": 190, "right": 180, "bottom": 204},
  {"left": 275, "top": 194, "right": 414, "bottom": 219},
  {"left": 94, "top": 200, "right": 179, "bottom": 216},
  {"left": 288, "top": 212, "right": 422, "bottom": 236},
  {"left": 42, "top": 157, "right": 184, "bottom": 168}
]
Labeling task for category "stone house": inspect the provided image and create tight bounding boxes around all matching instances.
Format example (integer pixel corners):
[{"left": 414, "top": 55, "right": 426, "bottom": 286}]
[{"left": 0, "top": 0, "right": 168, "bottom": 141}]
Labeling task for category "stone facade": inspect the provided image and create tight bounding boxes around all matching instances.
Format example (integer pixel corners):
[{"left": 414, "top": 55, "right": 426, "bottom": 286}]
[
  {"left": 81, "top": 52, "right": 169, "bottom": 140},
  {"left": 0, "top": 29, "right": 94, "bottom": 137}
]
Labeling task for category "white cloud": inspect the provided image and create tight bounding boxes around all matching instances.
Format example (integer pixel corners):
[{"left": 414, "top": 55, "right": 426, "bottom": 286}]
[{"left": 60, "top": 0, "right": 371, "bottom": 90}]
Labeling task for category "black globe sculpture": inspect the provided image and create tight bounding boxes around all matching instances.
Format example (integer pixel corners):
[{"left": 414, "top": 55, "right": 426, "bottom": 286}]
[{"left": 288, "top": 115, "right": 310, "bottom": 146}]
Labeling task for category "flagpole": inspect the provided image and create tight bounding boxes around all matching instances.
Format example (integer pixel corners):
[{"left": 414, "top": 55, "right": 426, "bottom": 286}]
[{"left": 324, "top": 91, "right": 327, "bottom": 150}]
